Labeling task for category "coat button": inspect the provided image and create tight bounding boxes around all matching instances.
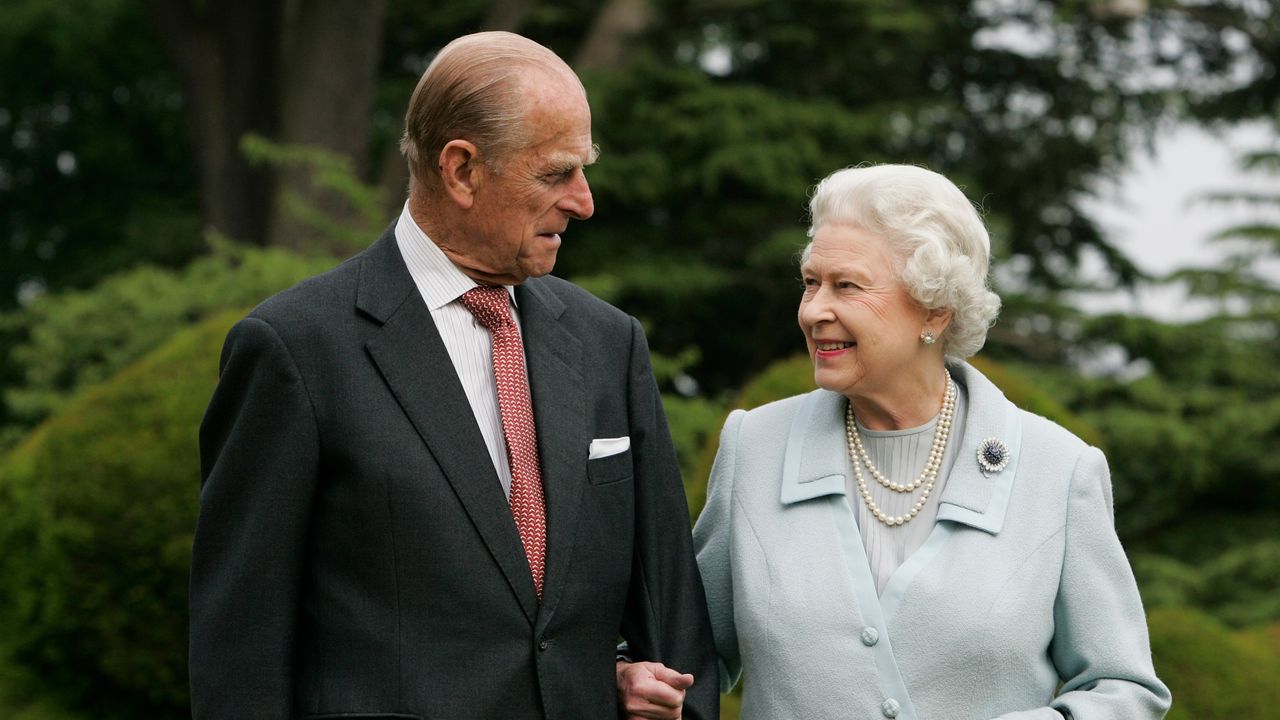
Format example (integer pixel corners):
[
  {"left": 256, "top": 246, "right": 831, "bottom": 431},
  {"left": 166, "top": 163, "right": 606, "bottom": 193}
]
[
  {"left": 860, "top": 627, "right": 879, "bottom": 646},
  {"left": 881, "top": 698, "right": 900, "bottom": 717},
  {"left": 538, "top": 639, "right": 549, "bottom": 651}
]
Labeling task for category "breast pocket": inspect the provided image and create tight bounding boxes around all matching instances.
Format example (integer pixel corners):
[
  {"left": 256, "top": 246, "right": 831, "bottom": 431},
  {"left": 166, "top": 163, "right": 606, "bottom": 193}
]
[{"left": 586, "top": 448, "right": 633, "bottom": 485}]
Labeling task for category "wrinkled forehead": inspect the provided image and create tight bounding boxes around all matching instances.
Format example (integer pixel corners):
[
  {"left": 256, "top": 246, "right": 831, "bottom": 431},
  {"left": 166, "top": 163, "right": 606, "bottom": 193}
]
[{"left": 802, "top": 223, "right": 903, "bottom": 272}]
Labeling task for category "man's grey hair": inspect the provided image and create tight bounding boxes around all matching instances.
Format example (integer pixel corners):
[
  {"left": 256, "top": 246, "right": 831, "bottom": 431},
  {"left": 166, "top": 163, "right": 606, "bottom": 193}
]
[
  {"left": 802, "top": 164, "right": 1002, "bottom": 359},
  {"left": 399, "top": 31, "right": 584, "bottom": 188}
]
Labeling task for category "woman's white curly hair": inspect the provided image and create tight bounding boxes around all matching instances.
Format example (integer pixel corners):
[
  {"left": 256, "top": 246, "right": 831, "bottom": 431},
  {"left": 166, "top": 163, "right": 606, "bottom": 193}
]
[{"left": 803, "top": 164, "right": 1001, "bottom": 359}]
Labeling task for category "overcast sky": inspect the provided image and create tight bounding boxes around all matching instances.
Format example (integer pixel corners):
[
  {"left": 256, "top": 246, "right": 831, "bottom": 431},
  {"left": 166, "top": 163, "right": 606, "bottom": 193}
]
[{"left": 1075, "top": 120, "right": 1280, "bottom": 319}]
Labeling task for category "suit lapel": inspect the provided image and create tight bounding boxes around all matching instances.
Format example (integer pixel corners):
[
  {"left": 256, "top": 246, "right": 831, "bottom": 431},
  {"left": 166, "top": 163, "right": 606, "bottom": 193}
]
[
  {"left": 515, "top": 279, "right": 586, "bottom": 624},
  {"left": 357, "top": 232, "right": 539, "bottom": 623}
]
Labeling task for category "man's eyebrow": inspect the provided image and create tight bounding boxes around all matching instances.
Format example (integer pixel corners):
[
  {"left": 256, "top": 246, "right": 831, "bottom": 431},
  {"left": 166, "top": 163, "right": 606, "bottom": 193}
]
[{"left": 546, "top": 146, "right": 600, "bottom": 172}]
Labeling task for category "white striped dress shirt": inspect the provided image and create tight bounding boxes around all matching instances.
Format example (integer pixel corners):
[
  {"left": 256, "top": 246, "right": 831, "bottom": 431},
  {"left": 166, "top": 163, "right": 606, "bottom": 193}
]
[{"left": 394, "top": 203, "right": 523, "bottom": 498}]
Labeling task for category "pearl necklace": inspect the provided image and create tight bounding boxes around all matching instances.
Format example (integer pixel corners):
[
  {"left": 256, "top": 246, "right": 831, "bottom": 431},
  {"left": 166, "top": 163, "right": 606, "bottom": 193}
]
[{"left": 845, "top": 369, "right": 956, "bottom": 527}]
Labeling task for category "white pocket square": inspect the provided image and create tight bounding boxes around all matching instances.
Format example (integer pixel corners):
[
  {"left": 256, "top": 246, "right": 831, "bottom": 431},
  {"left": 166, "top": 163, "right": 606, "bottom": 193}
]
[{"left": 589, "top": 436, "right": 630, "bottom": 459}]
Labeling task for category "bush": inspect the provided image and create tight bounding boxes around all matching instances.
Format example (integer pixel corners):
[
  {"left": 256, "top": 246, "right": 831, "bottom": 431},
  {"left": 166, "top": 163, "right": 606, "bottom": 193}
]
[
  {"left": 1149, "top": 607, "right": 1280, "bottom": 720},
  {"left": 1133, "top": 540, "right": 1280, "bottom": 628},
  {"left": 0, "top": 310, "right": 241, "bottom": 718},
  {"left": 0, "top": 242, "right": 335, "bottom": 448}
]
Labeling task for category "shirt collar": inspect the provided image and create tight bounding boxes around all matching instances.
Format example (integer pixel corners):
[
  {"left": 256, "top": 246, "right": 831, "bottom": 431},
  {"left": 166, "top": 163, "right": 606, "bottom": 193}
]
[{"left": 394, "top": 202, "right": 518, "bottom": 310}]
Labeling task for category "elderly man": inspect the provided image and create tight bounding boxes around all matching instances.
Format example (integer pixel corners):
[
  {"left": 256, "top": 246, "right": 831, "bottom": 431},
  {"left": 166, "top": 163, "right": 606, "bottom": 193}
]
[{"left": 191, "top": 31, "right": 716, "bottom": 720}]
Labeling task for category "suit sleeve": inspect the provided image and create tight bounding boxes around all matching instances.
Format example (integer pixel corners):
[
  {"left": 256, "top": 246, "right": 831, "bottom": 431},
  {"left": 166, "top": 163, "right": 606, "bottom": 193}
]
[
  {"left": 617, "top": 317, "right": 719, "bottom": 720},
  {"left": 996, "top": 446, "right": 1172, "bottom": 720},
  {"left": 190, "top": 316, "right": 320, "bottom": 720},
  {"left": 693, "top": 410, "right": 744, "bottom": 693}
]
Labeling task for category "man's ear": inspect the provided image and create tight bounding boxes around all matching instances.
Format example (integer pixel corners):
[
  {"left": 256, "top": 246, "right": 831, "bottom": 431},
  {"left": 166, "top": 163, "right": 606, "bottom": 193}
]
[{"left": 438, "top": 139, "right": 482, "bottom": 209}]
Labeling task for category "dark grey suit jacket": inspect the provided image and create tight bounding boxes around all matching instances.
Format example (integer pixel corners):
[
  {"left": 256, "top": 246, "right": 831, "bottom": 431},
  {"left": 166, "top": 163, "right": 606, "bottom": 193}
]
[{"left": 190, "top": 227, "right": 717, "bottom": 719}]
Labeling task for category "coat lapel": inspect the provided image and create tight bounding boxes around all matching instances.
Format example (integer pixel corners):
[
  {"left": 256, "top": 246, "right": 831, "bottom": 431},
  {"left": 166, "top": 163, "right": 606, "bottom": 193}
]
[
  {"left": 779, "top": 389, "right": 850, "bottom": 505},
  {"left": 935, "top": 361, "right": 1023, "bottom": 535},
  {"left": 514, "top": 279, "right": 587, "bottom": 625},
  {"left": 357, "top": 232, "right": 539, "bottom": 623}
]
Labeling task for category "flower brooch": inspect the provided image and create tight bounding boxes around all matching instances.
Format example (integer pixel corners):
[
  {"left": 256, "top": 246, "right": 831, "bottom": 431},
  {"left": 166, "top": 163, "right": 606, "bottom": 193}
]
[{"left": 976, "top": 437, "right": 1011, "bottom": 477}]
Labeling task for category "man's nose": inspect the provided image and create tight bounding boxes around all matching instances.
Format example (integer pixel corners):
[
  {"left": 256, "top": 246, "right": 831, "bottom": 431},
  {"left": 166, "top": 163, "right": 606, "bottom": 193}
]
[{"left": 561, "top": 171, "right": 594, "bottom": 220}]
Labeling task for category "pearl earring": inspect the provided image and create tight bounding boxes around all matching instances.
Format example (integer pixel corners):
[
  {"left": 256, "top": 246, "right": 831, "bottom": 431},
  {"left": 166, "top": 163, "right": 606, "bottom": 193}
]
[{"left": 920, "top": 330, "right": 936, "bottom": 345}]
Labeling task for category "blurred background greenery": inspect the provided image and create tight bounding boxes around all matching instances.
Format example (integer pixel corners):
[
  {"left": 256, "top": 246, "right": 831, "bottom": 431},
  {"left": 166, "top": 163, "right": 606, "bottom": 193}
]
[{"left": 0, "top": 0, "right": 1277, "bottom": 718}]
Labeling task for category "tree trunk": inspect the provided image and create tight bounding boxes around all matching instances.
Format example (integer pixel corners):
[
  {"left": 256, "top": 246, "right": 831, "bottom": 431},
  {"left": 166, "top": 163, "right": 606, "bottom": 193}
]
[
  {"left": 573, "top": 0, "right": 653, "bottom": 72},
  {"left": 145, "top": 0, "right": 387, "bottom": 252},
  {"left": 482, "top": 0, "right": 533, "bottom": 32},
  {"left": 269, "top": 0, "right": 387, "bottom": 252},
  {"left": 143, "top": 0, "right": 284, "bottom": 245}
]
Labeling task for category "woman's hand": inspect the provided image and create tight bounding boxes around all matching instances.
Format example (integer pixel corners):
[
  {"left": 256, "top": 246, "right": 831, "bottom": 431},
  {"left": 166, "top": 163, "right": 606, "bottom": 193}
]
[{"left": 615, "top": 659, "right": 695, "bottom": 720}]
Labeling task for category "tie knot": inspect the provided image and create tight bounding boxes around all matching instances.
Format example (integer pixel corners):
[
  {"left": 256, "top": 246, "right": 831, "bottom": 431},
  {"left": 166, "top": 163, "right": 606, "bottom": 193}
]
[{"left": 460, "top": 285, "right": 514, "bottom": 332}]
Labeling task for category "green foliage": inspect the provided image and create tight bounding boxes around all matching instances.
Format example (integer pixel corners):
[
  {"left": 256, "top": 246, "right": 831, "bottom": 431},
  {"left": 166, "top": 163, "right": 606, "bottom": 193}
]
[
  {"left": 0, "top": 241, "right": 335, "bottom": 448},
  {"left": 662, "top": 393, "right": 728, "bottom": 506},
  {"left": 0, "top": 651, "right": 85, "bottom": 719},
  {"left": 240, "top": 133, "right": 388, "bottom": 254},
  {"left": 733, "top": 355, "right": 817, "bottom": 413},
  {"left": 0, "top": 0, "right": 201, "bottom": 309},
  {"left": 1135, "top": 540, "right": 1280, "bottom": 628},
  {"left": 1149, "top": 608, "right": 1280, "bottom": 720},
  {"left": 571, "top": 61, "right": 898, "bottom": 392},
  {"left": 0, "top": 310, "right": 240, "bottom": 718}
]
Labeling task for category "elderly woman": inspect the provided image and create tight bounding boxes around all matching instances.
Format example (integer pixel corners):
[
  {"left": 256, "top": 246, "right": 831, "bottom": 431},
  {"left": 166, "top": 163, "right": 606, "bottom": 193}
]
[{"left": 617, "top": 164, "right": 1170, "bottom": 720}]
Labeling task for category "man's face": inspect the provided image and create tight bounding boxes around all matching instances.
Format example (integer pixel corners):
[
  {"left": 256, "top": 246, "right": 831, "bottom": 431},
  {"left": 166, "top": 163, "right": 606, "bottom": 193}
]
[{"left": 450, "top": 73, "right": 596, "bottom": 285}]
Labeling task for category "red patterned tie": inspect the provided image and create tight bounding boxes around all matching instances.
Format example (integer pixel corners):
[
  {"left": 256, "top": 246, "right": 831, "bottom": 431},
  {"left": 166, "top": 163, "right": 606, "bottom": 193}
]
[{"left": 459, "top": 285, "right": 547, "bottom": 597}]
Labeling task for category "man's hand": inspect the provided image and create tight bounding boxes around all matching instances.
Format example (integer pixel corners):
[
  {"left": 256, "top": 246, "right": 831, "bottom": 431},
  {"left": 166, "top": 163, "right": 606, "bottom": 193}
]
[{"left": 616, "top": 659, "right": 695, "bottom": 720}]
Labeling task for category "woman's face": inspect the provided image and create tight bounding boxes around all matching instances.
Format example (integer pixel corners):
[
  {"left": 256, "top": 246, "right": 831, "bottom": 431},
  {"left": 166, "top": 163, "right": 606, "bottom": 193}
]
[{"left": 798, "top": 223, "right": 932, "bottom": 402}]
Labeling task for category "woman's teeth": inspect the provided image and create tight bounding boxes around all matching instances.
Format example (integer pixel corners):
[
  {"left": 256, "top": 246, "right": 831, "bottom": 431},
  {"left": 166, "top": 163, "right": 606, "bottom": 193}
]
[{"left": 816, "top": 342, "right": 854, "bottom": 351}]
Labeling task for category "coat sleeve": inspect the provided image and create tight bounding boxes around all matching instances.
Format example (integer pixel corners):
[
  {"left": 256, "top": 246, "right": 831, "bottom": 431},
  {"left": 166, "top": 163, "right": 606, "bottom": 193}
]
[
  {"left": 692, "top": 409, "right": 744, "bottom": 694},
  {"left": 996, "top": 446, "right": 1172, "bottom": 720},
  {"left": 190, "top": 316, "right": 320, "bottom": 720},
  {"left": 617, "top": 317, "right": 719, "bottom": 720}
]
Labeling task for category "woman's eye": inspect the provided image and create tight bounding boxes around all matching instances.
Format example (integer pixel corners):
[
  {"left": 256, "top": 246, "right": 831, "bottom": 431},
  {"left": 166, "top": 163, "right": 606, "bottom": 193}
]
[{"left": 838, "top": 281, "right": 859, "bottom": 290}]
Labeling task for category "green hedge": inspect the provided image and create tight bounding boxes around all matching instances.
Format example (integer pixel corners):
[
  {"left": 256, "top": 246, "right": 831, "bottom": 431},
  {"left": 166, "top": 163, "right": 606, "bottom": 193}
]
[
  {"left": 1150, "top": 607, "right": 1280, "bottom": 720},
  {"left": 0, "top": 310, "right": 240, "bottom": 718},
  {"left": 1, "top": 243, "right": 334, "bottom": 448}
]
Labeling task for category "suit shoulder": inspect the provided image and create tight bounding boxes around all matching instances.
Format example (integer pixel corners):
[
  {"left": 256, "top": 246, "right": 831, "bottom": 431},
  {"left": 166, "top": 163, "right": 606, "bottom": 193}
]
[
  {"left": 245, "top": 253, "right": 363, "bottom": 330},
  {"left": 534, "top": 274, "right": 631, "bottom": 325}
]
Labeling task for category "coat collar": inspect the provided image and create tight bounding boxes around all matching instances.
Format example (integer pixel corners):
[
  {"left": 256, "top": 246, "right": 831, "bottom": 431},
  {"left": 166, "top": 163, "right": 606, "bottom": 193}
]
[{"left": 779, "top": 360, "right": 1023, "bottom": 535}]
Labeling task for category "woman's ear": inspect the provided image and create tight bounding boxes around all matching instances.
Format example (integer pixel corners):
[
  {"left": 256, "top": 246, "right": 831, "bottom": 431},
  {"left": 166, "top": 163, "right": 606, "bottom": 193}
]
[
  {"left": 438, "top": 140, "right": 482, "bottom": 209},
  {"left": 925, "top": 306, "right": 954, "bottom": 338}
]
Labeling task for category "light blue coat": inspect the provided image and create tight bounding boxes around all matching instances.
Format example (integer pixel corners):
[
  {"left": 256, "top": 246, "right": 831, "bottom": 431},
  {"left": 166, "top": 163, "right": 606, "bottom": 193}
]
[{"left": 694, "top": 361, "right": 1171, "bottom": 719}]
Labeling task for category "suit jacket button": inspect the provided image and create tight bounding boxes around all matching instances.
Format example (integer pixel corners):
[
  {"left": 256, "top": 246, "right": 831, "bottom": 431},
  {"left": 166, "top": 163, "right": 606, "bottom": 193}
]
[
  {"left": 538, "top": 639, "right": 549, "bottom": 651},
  {"left": 881, "top": 698, "right": 900, "bottom": 717},
  {"left": 860, "top": 627, "right": 879, "bottom": 646}
]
